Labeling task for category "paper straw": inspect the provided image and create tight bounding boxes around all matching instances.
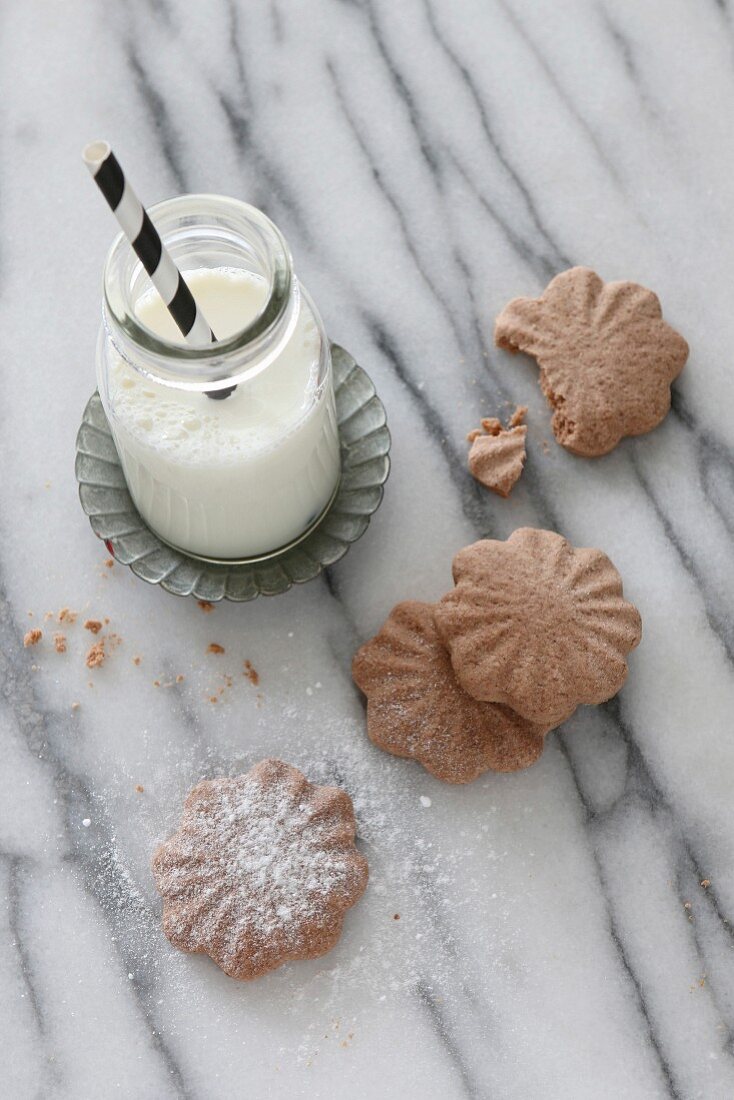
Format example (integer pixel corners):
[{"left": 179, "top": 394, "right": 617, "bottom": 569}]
[{"left": 83, "top": 140, "right": 234, "bottom": 399}]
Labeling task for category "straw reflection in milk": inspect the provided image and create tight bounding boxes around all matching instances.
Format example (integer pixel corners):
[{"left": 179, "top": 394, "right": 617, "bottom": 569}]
[{"left": 105, "top": 268, "right": 340, "bottom": 560}]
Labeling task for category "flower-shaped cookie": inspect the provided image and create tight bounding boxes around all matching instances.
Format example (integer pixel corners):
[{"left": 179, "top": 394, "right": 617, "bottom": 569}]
[
  {"left": 435, "top": 529, "right": 642, "bottom": 726},
  {"left": 495, "top": 267, "right": 688, "bottom": 456},
  {"left": 151, "top": 759, "right": 368, "bottom": 980},
  {"left": 352, "top": 601, "right": 547, "bottom": 782}
]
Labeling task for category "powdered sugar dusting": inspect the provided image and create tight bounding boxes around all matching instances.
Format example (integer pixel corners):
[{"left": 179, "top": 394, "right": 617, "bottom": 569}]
[{"left": 152, "top": 760, "right": 368, "bottom": 979}]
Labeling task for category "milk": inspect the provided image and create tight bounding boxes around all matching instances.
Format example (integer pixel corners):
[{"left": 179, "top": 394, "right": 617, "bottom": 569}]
[{"left": 103, "top": 268, "right": 340, "bottom": 560}]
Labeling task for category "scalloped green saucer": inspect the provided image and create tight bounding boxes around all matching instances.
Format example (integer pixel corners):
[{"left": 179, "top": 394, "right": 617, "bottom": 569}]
[{"left": 75, "top": 345, "right": 390, "bottom": 601}]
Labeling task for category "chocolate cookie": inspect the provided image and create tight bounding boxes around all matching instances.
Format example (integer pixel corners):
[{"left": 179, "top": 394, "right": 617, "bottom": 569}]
[
  {"left": 151, "top": 759, "right": 368, "bottom": 980},
  {"left": 435, "top": 528, "right": 642, "bottom": 726},
  {"left": 495, "top": 267, "right": 688, "bottom": 456},
  {"left": 352, "top": 600, "right": 547, "bottom": 782},
  {"left": 468, "top": 422, "right": 527, "bottom": 497}
]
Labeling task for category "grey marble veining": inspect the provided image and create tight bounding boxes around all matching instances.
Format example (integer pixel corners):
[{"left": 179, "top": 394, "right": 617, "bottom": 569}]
[{"left": 1, "top": 1, "right": 734, "bottom": 1097}]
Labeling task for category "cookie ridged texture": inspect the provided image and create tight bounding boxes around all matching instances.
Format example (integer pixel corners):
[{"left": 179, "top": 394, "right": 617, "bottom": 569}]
[
  {"left": 468, "top": 425, "right": 527, "bottom": 497},
  {"left": 434, "top": 529, "right": 642, "bottom": 726},
  {"left": 494, "top": 267, "right": 688, "bottom": 456},
  {"left": 151, "top": 760, "right": 368, "bottom": 980},
  {"left": 352, "top": 600, "right": 547, "bottom": 783}
]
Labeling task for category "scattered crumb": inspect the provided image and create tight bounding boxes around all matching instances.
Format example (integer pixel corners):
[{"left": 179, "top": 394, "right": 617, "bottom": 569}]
[
  {"left": 44, "top": 611, "right": 54, "bottom": 621},
  {"left": 207, "top": 643, "right": 225, "bottom": 655},
  {"left": 27, "top": 611, "right": 33, "bottom": 618},
  {"left": 53, "top": 633, "right": 67, "bottom": 654},
  {"left": 701, "top": 879, "right": 711, "bottom": 889},
  {"left": 132, "top": 656, "right": 142, "bottom": 666},
  {"left": 176, "top": 674, "right": 185, "bottom": 683},
  {"left": 509, "top": 405, "right": 528, "bottom": 427},
  {"left": 244, "top": 660, "right": 260, "bottom": 686},
  {"left": 58, "top": 607, "right": 77, "bottom": 624},
  {"left": 71, "top": 701, "right": 80, "bottom": 711},
  {"left": 135, "top": 785, "right": 144, "bottom": 794},
  {"left": 209, "top": 696, "right": 218, "bottom": 704},
  {"left": 23, "top": 628, "right": 42, "bottom": 647},
  {"left": 86, "top": 641, "right": 106, "bottom": 669},
  {"left": 198, "top": 600, "right": 214, "bottom": 613},
  {"left": 683, "top": 901, "right": 692, "bottom": 910},
  {"left": 104, "top": 558, "right": 114, "bottom": 568},
  {"left": 480, "top": 417, "right": 503, "bottom": 436},
  {"left": 393, "top": 914, "right": 400, "bottom": 921},
  {"left": 84, "top": 619, "right": 103, "bottom": 634},
  {"left": 153, "top": 680, "right": 161, "bottom": 688}
]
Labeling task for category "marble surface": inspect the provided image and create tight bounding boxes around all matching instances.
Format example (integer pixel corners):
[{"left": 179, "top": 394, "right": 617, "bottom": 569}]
[{"left": 2, "top": 1, "right": 734, "bottom": 1097}]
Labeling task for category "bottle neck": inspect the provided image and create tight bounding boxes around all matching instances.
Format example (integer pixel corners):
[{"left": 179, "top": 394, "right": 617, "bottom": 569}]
[{"left": 102, "top": 194, "right": 298, "bottom": 394}]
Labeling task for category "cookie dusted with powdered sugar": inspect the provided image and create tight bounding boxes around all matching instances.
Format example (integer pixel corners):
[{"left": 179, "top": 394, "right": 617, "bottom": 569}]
[
  {"left": 151, "top": 760, "right": 368, "bottom": 980},
  {"left": 353, "top": 600, "right": 547, "bottom": 782},
  {"left": 495, "top": 267, "right": 688, "bottom": 456}
]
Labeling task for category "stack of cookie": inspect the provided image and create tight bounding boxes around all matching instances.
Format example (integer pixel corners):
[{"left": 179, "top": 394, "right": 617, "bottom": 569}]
[{"left": 353, "top": 528, "right": 642, "bottom": 783}]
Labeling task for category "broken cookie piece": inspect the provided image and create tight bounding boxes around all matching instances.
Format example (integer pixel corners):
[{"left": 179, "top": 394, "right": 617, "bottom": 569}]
[
  {"left": 466, "top": 408, "right": 528, "bottom": 498},
  {"left": 495, "top": 267, "right": 688, "bottom": 456}
]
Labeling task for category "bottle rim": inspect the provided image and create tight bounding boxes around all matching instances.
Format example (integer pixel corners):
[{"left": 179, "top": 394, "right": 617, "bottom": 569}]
[{"left": 102, "top": 194, "right": 299, "bottom": 392}]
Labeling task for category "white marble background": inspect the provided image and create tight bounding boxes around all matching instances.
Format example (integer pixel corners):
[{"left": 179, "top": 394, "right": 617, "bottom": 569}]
[{"left": 1, "top": 1, "right": 733, "bottom": 1097}]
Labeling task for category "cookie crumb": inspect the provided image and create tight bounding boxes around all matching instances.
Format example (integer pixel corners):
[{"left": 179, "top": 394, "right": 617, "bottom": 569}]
[
  {"left": 58, "top": 607, "right": 77, "bottom": 624},
  {"left": 132, "top": 656, "right": 142, "bottom": 666},
  {"left": 104, "top": 558, "right": 114, "bottom": 568},
  {"left": 480, "top": 417, "right": 503, "bottom": 436},
  {"left": 135, "top": 785, "right": 144, "bottom": 794},
  {"left": 86, "top": 641, "right": 106, "bottom": 669},
  {"left": 207, "top": 643, "right": 225, "bottom": 655},
  {"left": 176, "top": 674, "right": 185, "bottom": 683},
  {"left": 71, "top": 701, "right": 80, "bottom": 711},
  {"left": 243, "top": 660, "right": 259, "bottom": 686},
  {"left": 683, "top": 901, "right": 692, "bottom": 910},
  {"left": 209, "top": 696, "right": 218, "bottom": 704},
  {"left": 23, "top": 628, "right": 42, "bottom": 647},
  {"left": 393, "top": 913, "right": 400, "bottom": 920},
  {"left": 701, "top": 879, "right": 711, "bottom": 889},
  {"left": 153, "top": 680, "right": 160, "bottom": 688},
  {"left": 198, "top": 600, "right": 214, "bottom": 613},
  {"left": 468, "top": 424, "right": 527, "bottom": 498},
  {"left": 53, "top": 633, "right": 67, "bottom": 654},
  {"left": 509, "top": 405, "right": 528, "bottom": 427},
  {"left": 84, "top": 619, "right": 103, "bottom": 634}
]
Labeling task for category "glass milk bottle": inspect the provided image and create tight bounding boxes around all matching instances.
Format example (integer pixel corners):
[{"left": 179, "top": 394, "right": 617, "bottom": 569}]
[{"left": 96, "top": 195, "right": 340, "bottom": 562}]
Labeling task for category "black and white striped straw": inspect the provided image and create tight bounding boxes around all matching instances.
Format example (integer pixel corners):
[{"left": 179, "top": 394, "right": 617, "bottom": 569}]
[{"left": 83, "top": 140, "right": 233, "bottom": 399}]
